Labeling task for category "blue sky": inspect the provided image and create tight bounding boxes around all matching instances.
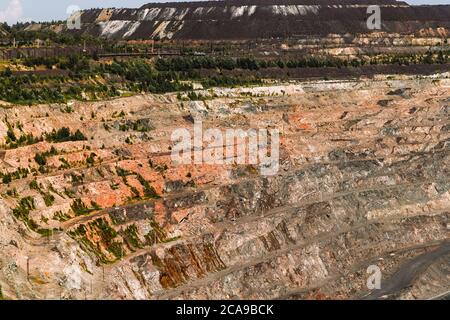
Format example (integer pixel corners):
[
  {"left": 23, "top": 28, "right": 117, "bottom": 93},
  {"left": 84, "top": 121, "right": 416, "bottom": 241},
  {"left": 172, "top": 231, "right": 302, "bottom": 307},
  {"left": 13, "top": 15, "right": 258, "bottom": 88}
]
[{"left": 0, "top": 0, "right": 448, "bottom": 25}]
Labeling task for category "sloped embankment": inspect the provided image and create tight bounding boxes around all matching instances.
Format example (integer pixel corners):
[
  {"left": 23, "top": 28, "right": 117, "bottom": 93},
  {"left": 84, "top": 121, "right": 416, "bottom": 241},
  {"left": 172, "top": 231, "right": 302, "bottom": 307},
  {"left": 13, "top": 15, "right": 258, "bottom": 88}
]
[
  {"left": 64, "top": 0, "right": 450, "bottom": 40},
  {"left": 0, "top": 74, "right": 449, "bottom": 299}
]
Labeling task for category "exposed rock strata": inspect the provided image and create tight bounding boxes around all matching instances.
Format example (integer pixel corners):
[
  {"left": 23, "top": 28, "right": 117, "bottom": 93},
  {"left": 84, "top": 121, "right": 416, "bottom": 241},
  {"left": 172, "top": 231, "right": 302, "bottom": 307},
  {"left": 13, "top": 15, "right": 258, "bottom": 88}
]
[{"left": 0, "top": 73, "right": 449, "bottom": 299}]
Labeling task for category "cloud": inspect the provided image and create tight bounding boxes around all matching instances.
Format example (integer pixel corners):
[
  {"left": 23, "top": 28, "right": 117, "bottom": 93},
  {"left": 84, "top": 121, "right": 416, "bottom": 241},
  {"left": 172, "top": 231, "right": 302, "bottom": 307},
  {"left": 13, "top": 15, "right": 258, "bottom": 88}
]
[{"left": 0, "top": 0, "right": 24, "bottom": 25}]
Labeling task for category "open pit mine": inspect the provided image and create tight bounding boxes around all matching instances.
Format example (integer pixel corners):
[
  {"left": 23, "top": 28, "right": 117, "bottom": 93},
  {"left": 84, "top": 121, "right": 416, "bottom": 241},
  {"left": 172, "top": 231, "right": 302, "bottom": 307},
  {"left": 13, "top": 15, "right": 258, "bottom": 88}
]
[
  {"left": 0, "top": 75, "right": 449, "bottom": 300},
  {"left": 0, "top": 0, "right": 449, "bottom": 301}
]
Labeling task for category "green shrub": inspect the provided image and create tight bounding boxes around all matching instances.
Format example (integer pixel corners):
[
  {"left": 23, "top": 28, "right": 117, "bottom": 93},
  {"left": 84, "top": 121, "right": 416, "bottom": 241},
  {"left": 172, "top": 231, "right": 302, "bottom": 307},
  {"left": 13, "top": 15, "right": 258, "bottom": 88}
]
[
  {"left": 45, "top": 127, "right": 87, "bottom": 143},
  {"left": 43, "top": 193, "right": 55, "bottom": 207},
  {"left": 136, "top": 174, "right": 159, "bottom": 199},
  {"left": 71, "top": 199, "right": 93, "bottom": 216}
]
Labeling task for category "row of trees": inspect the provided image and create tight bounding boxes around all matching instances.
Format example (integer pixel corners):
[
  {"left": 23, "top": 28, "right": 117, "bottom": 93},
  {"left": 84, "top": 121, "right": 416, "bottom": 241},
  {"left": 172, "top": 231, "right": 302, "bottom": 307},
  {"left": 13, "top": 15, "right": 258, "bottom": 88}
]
[
  {"left": 97, "top": 59, "right": 193, "bottom": 93},
  {"left": 22, "top": 55, "right": 90, "bottom": 72},
  {"left": 0, "top": 79, "right": 66, "bottom": 104},
  {"left": 155, "top": 51, "right": 449, "bottom": 72},
  {"left": 0, "top": 58, "right": 192, "bottom": 104},
  {"left": 3, "top": 24, "right": 107, "bottom": 46},
  {"left": 2, "top": 49, "right": 448, "bottom": 105},
  {"left": 45, "top": 127, "right": 87, "bottom": 143}
]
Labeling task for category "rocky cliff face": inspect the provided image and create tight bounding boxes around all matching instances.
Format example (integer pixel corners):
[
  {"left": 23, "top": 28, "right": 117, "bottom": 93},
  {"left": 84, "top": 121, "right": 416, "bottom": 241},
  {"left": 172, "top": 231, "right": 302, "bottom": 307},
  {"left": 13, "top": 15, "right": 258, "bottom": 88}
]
[
  {"left": 65, "top": 0, "right": 450, "bottom": 40},
  {"left": 0, "top": 73, "right": 449, "bottom": 299}
]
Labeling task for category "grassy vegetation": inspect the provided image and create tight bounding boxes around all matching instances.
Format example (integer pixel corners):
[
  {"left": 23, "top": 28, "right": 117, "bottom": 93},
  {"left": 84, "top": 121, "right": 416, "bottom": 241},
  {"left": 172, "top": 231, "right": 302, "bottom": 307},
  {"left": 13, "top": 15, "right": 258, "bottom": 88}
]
[
  {"left": 0, "top": 167, "right": 29, "bottom": 184},
  {"left": 68, "top": 218, "right": 124, "bottom": 262},
  {"left": 136, "top": 173, "right": 160, "bottom": 199},
  {"left": 145, "top": 218, "right": 168, "bottom": 246},
  {"left": 1, "top": 126, "right": 84, "bottom": 172},
  {"left": 5, "top": 188, "right": 19, "bottom": 198},
  {"left": 108, "top": 241, "right": 125, "bottom": 259},
  {"left": 12, "top": 196, "right": 39, "bottom": 231},
  {"left": 4, "top": 132, "right": 43, "bottom": 149},
  {"left": 34, "top": 146, "right": 58, "bottom": 165},
  {"left": 29, "top": 179, "right": 55, "bottom": 207},
  {"left": 42, "top": 192, "right": 55, "bottom": 207},
  {"left": 116, "top": 167, "right": 132, "bottom": 177},
  {"left": 118, "top": 119, "right": 154, "bottom": 132},
  {"left": 68, "top": 224, "right": 111, "bottom": 263},
  {"left": 130, "top": 186, "right": 141, "bottom": 199},
  {"left": 10, "top": 195, "right": 62, "bottom": 235},
  {"left": 58, "top": 157, "right": 71, "bottom": 170},
  {"left": 70, "top": 199, "right": 98, "bottom": 216},
  {"left": 86, "top": 152, "right": 97, "bottom": 167},
  {"left": 53, "top": 210, "right": 71, "bottom": 222},
  {"left": 68, "top": 214, "right": 175, "bottom": 262},
  {"left": 69, "top": 172, "right": 84, "bottom": 185},
  {"left": 123, "top": 224, "right": 142, "bottom": 249},
  {"left": 1, "top": 116, "right": 43, "bottom": 149}
]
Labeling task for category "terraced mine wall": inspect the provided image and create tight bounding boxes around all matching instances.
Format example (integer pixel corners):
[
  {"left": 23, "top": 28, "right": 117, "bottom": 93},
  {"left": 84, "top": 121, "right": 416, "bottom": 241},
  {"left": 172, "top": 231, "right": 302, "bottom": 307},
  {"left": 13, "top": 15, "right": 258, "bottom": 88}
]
[
  {"left": 64, "top": 0, "right": 450, "bottom": 40},
  {"left": 0, "top": 73, "right": 449, "bottom": 299}
]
